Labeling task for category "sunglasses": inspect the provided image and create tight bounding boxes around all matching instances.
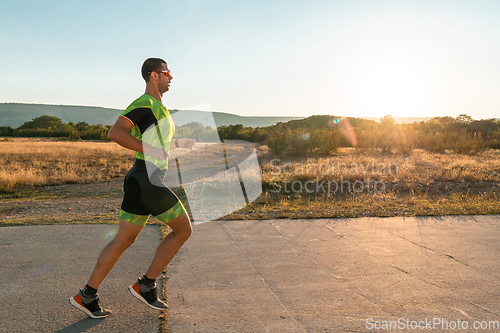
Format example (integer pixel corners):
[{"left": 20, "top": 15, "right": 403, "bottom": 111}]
[{"left": 149, "top": 70, "right": 171, "bottom": 76}]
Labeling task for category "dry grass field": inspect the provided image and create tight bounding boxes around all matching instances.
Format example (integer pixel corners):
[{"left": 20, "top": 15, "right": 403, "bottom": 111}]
[
  {"left": 0, "top": 138, "right": 498, "bottom": 223},
  {"left": 0, "top": 138, "right": 254, "bottom": 193},
  {"left": 0, "top": 138, "right": 134, "bottom": 192},
  {"left": 234, "top": 147, "right": 500, "bottom": 218},
  {"left": 259, "top": 148, "right": 500, "bottom": 192}
]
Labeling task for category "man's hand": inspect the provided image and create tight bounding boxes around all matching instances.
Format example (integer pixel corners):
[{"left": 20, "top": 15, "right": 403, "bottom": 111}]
[{"left": 147, "top": 146, "right": 170, "bottom": 161}]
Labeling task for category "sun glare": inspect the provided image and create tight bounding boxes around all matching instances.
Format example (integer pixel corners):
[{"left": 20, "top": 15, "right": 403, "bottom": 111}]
[
  {"left": 326, "top": 19, "right": 445, "bottom": 119},
  {"left": 351, "top": 60, "right": 432, "bottom": 118}
]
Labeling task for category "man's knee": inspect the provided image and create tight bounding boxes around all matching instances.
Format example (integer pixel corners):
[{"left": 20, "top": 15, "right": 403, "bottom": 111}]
[
  {"left": 114, "top": 219, "right": 143, "bottom": 248},
  {"left": 113, "top": 234, "right": 138, "bottom": 250},
  {"left": 175, "top": 220, "right": 192, "bottom": 242},
  {"left": 168, "top": 213, "right": 192, "bottom": 241},
  {"left": 124, "top": 234, "right": 139, "bottom": 247},
  {"left": 180, "top": 223, "right": 193, "bottom": 241}
]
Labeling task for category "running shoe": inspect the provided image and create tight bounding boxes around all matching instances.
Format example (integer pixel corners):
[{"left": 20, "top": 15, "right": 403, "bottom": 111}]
[
  {"left": 128, "top": 278, "right": 168, "bottom": 310},
  {"left": 70, "top": 289, "right": 111, "bottom": 319}
]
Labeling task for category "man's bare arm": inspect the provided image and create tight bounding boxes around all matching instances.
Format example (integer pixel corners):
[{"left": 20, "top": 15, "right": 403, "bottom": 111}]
[{"left": 108, "top": 117, "right": 168, "bottom": 160}]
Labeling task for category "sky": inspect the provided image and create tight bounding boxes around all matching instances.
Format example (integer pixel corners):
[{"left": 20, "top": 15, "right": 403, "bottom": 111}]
[{"left": 1, "top": 0, "right": 499, "bottom": 119}]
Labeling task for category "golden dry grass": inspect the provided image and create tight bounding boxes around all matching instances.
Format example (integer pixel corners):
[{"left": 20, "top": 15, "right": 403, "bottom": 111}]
[
  {"left": 233, "top": 146, "right": 500, "bottom": 219},
  {"left": 0, "top": 138, "right": 134, "bottom": 191},
  {"left": 0, "top": 138, "right": 243, "bottom": 192},
  {"left": 260, "top": 148, "right": 500, "bottom": 190},
  {"left": 1, "top": 138, "right": 499, "bottom": 193},
  {"left": 1, "top": 138, "right": 498, "bottom": 218}
]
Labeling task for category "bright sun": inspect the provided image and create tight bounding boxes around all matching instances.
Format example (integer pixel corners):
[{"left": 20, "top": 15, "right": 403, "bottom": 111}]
[{"left": 351, "top": 60, "right": 431, "bottom": 118}]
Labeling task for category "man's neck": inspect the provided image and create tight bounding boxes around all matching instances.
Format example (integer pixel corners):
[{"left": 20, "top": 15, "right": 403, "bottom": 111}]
[{"left": 144, "top": 85, "right": 162, "bottom": 102}]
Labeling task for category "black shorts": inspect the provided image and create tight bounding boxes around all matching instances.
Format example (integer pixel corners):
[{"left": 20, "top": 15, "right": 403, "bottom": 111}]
[{"left": 119, "top": 159, "right": 186, "bottom": 226}]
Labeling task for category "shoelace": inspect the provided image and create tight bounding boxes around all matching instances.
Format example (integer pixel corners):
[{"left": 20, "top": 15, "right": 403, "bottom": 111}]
[
  {"left": 141, "top": 283, "right": 159, "bottom": 303},
  {"left": 81, "top": 290, "right": 103, "bottom": 312},
  {"left": 85, "top": 298, "right": 103, "bottom": 312}
]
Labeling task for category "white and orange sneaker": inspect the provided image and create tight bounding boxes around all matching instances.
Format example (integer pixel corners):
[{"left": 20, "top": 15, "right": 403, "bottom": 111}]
[
  {"left": 128, "top": 277, "right": 168, "bottom": 310},
  {"left": 70, "top": 289, "right": 111, "bottom": 319}
]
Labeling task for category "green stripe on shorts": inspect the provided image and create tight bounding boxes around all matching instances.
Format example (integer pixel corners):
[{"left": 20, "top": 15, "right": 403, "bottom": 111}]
[
  {"left": 155, "top": 201, "right": 187, "bottom": 223},
  {"left": 119, "top": 209, "right": 150, "bottom": 226}
]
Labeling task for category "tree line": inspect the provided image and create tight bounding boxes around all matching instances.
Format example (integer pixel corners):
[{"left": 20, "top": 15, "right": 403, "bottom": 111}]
[
  {"left": 0, "top": 116, "right": 218, "bottom": 142},
  {"left": 1, "top": 114, "right": 499, "bottom": 155},
  {"left": 219, "top": 114, "right": 500, "bottom": 155},
  {"left": 0, "top": 115, "right": 110, "bottom": 140}
]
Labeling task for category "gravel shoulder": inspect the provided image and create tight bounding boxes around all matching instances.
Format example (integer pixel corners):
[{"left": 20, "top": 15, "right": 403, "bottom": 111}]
[{"left": 0, "top": 181, "right": 125, "bottom": 226}]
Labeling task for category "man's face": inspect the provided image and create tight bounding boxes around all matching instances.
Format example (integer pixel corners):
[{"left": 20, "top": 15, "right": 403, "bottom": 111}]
[{"left": 157, "top": 63, "right": 173, "bottom": 94}]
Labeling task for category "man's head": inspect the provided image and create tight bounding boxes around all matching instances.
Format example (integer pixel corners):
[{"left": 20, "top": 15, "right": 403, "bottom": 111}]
[{"left": 141, "top": 58, "right": 173, "bottom": 94}]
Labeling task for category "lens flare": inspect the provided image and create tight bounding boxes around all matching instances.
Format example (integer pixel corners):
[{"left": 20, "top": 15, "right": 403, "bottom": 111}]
[
  {"left": 103, "top": 228, "right": 117, "bottom": 240},
  {"left": 301, "top": 133, "right": 310, "bottom": 141},
  {"left": 332, "top": 117, "right": 358, "bottom": 146}
]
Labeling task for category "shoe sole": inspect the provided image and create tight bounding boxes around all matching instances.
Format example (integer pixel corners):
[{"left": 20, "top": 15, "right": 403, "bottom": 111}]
[
  {"left": 69, "top": 297, "right": 110, "bottom": 319},
  {"left": 128, "top": 284, "right": 167, "bottom": 310}
]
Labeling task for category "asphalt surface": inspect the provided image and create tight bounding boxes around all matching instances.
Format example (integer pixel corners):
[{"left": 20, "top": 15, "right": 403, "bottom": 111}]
[
  {"left": 0, "top": 224, "right": 164, "bottom": 333},
  {"left": 167, "top": 215, "right": 500, "bottom": 332},
  {"left": 2, "top": 216, "right": 500, "bottom": 332}
]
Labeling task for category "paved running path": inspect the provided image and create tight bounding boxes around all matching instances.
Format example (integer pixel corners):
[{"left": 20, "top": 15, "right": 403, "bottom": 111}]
[
  {"left": 0, "top": 224, "right": 164, "bottom": 333},
  {"left": 167, "top": 215, "right": 500, "bottom": 332}
]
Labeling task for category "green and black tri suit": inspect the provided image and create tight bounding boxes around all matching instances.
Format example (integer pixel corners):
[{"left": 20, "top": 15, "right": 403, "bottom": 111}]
[{"left": 118, "top": 94, "right": 186, "bottom": 226}]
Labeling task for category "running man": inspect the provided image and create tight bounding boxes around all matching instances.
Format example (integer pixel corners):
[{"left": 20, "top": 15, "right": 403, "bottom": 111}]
[{"left": 70, "top": 58, "right": 195, "bottom": 318}]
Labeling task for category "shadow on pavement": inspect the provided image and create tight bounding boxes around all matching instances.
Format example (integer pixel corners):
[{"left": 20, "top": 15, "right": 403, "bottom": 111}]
[{"left": 54, "top": 318, "right": 103, "bottom": 333}]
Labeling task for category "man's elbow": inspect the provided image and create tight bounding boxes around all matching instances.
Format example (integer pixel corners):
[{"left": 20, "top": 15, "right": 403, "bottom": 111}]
[{"left": 108, "top": 127, "right": 117, "bottom": 141}]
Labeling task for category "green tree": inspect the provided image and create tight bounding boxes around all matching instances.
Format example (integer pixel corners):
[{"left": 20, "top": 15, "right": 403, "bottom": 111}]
[
  {"left": 19, "top": 115, "right": 63, "bottom": 130},
  {"left": 456, "top": 114, "right": 473, "bottom": 124},
  {"left": 0, "top": 126, "right": 14, "bottom": 136},
  {"left": 380, "top": 115, "right": 395, "bottom": 127},
  {"left": 76, "top": 121, "right": 90, "bottom": 132}
]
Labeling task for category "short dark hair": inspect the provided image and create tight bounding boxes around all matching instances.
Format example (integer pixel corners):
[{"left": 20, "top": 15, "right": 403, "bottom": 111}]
[{"left": 141, "top": 58, "right": 166, "bottom": 82}]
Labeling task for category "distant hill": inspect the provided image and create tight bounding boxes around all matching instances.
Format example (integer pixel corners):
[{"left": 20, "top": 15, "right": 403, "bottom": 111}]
[
  {"left": 364, "top": 117, "right": 435, "bottom": 124},
  {"left": 169, "top": 109, "right": 303, "bottom": 128},
  {"left": 0, "top": 103, "right": 122, "bottom": 128},
  {"left": 1, "top": 103, "right": 487, "bottom": 129},
  {"left": 0, "top": 103, "right": 302, "bottom": 128},
  {"left": 365, "top": 117, "right": 500, "bottom": 123}
]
